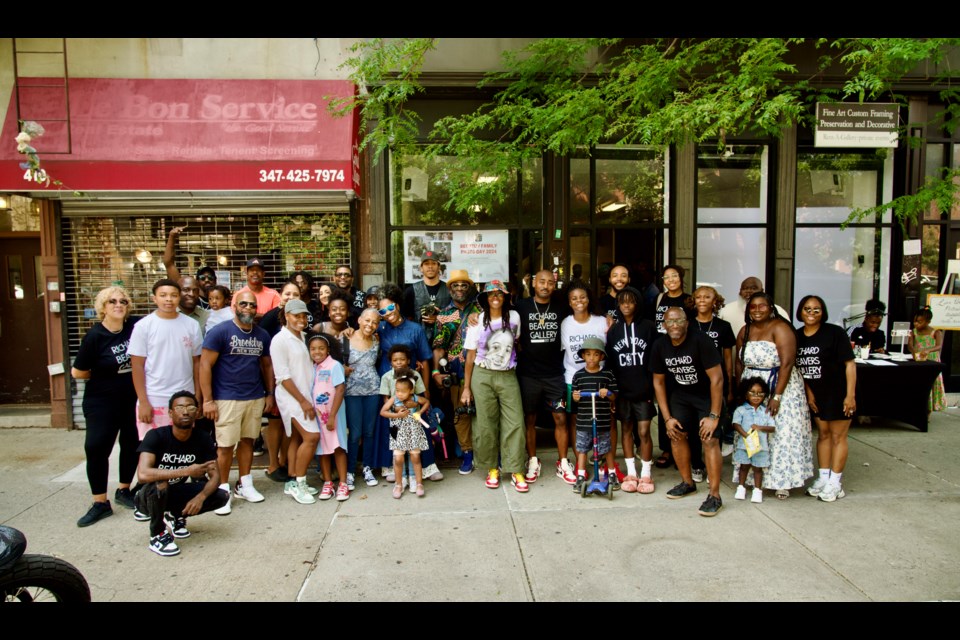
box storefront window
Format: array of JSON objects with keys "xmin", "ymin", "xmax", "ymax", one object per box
[
  {"xmin": 391, "ymin": 152, "xmax": 529, "ymax": 226},
  {"xmin": 697, "ymin": 145, "xmax": 767, "ymax": 223},
  {"xmin": 920, "ymin": 224, "xmax": 940, "ymax": 306},
  {"xmin": 794, "ymin": 150, "xmax": 894, "ymax": 329},
  {"xmin": 695, "ymin": 228, "xmax": 767, "ymax": 301},
  {"xmin": 924, "ymin": 143, "xmax": 945, "ymax": 221},
  {"xmin": 0, "ymin": 195, "xmax": 41, "ymax": 232},
  {"xmin": 594, "ymin": 148, "xmax": 666, "ymax": 224},
  {"xmin": 695, "ymin": 145, "xmax": 768, "ymax": 298},
  {"xmin": 570, "ymin": 157, "xmax": 590, "ymax": 225}
]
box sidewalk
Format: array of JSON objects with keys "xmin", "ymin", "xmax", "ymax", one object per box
[{"xmin": 1, "ymin": 410, "xmax": 959, "ymax": 602}]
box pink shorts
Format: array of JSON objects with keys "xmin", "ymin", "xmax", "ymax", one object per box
[{"xmin": 136, "ymin": 401, "xmax": 172, "ymax": 440}]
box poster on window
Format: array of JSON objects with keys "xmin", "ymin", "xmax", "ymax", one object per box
[{"xmin": 403, "ymin": 230, "xmax": 509, "ymax": 284}]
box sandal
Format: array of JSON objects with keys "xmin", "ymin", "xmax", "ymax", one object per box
[
  {"xmin": 392, "ymin": 484, "xmax": 403, "ymax": 499},
  {"xmin": 416, "ymin": 483, "xmax": 425, "ymax": 497},
  {"xmin": 638, "ymin": 476, "xmax": 656, "ymax": 494},
  {"xmin": 654, "ymin": 452, "xmax": 672, "ymax": 469},
  {"xmin": 621, "ymin": 475, "xmax": 639, "ymax": 493},
  {"xmin": 775, "ymin": 489, "xmax": 789, "ymax": 500}
]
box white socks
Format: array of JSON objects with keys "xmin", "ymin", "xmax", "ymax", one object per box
[
  {"xmin": 640, "ymin": 459, "xmax": 653, "ymax": 478},
  {"xmin": 625, "ymin": 457, "xmax": 638, "ymax": 477}
]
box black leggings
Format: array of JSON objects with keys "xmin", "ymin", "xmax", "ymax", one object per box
[{"xmin": 83, "ymin": 402, "xmax": 139, "ymax": 495}]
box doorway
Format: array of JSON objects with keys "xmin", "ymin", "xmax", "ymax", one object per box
[{"xmin": 0, "ymin": 237, "xmax": 49, "ymax": 403}]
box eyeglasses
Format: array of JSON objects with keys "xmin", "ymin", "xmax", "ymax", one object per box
[
  {"xmin": 108, "ymin": 299, "xmax": 130, "ymax": 306},
  {"xmin": 334, "ymin": 272, "xmax": 352, "ymax": 278},
  {"xmin": 747, "ymin": 390, "xmax": 767, "ymax": 397},
  {"xmin": 802, "ymin": 307, "xmax": 823, "ymax": 314},
  {"xmin": 662, "ymin": 275, "xmax": 680, "ymax": 281},
  {"xmin": 663, "ymin": 319, "xmax": 686, "ymax": 326},
  {"xmin": 197, "ymin": 274, "xmax": 215, "ymax": 282},
  {"xmin": 237, "ymin": 301, "xmax": 258, "ymax": 309},
  {"xmin": 378, "ymin": 303, "xmax": 397, "ymax": 317},
  {"xmin": 172, "ymin": 405, "xmax": 198, "ymax": 416}
]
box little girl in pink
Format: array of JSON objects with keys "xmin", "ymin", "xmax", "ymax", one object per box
[{"xmin": 308, "ymin": 334, "xmax": 350, "ymax": 502}]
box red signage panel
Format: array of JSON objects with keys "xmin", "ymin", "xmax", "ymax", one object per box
[{"xmin": 0, "ymin": 78, "xmax": 360, "ymax": 193}]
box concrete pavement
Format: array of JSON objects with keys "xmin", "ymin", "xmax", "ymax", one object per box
[{"xmin": 2, "ymin": 410, "xmax": 959, "ymax": 602}]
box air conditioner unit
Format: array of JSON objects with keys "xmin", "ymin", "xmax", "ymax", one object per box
[{"xmin": 401, "ymin": 167, "xmax": 428, "ymax": 202}]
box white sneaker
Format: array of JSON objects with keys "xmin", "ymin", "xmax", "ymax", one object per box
[
  {"xmin": 691, "ymin": 468, "xmax": 706, "ymax": 483},
  {"xmin": 818, "ymin": 483, "xmax": 845, "ymax": 503},
  {"xmin": 290, "ymin": 481, "xmax": 317, "ymax": 504},
  {"xmin": 283, "ymin": 480, "xmax": 296, "ymax": 495},
  {"xmin": 806, "ymin": 477, "xmax": 828, "ymax": 497},
  {"xmin": 408, "ymin": 477, "xmax": 417, "ymax": 494},
  {"xmin": 734, "ymin": 485, "xmax": 747, "ymax": 500},
  {"xmin": 525, "ymin": 456, "xmax": 541, "ymax": 483},
  {"xmin": 556, "ymin": 458, "xmax": 577, "ymax": 485},
  {"xmin": 721, "ymin": 442, "xmax": 734, "ymax": 457},
  {"xmin": 346, "ymin": 473, "xmax": 355, "ymax": 491},
  {"xmin": 383, "ymin": 467, "xmax": 395, "ymax": 483},
  {"xmin": 214, "ymin": 486, "xmax": 232, "ymax": 515},
  {"xmin": 234, "ymin": 482, "xmax": 265, "ymax": 503},
  {"xmin": 363, "ymin": 466, "xmax": 378, "ymax": 487},
  {"xmin": 401, "ymin": 476, "xmax": 408, "ymax": 490},
  {"xmin": 751, "ymin": 488, "xmax": 763, "ymax": 503}
]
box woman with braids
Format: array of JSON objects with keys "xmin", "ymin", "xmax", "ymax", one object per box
[
  {"xmin": 461, "ymin": 280, "xmax": 529, "ymax": 493},
  {"xmin": 735, "ymin": 292, "xmax": 812, "ymax": 500}
]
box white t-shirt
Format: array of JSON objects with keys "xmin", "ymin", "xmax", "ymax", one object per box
[
  {"xmin": 559, "ymin": 314, "xmax": 608, "ymax": 384},
  {"xmin": 128, "ymin": 312, "xmax": 203, "ymax": 406},
  {"xmin": 463, "ymin": 311, "xmax": 521, "ymax": 371},
  {"xmin": 718, "ymin": 297, "xmax": 792, "ymax": 339}
]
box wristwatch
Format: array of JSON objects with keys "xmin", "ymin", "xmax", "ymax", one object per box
[
  {"xmin": 772, "ymin": 394, "xmax": 782, "ymax": 402},
  {"xmin": 708, "ymin": 412, "xmax": 720, "ymax": 420}
]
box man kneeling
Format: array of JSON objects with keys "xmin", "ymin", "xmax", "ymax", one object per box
[{"xmin": 135, "ymin": 391, "xmax": 229, "ymax": 556}]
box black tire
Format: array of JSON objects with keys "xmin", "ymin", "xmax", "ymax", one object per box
[
  {"xmin": 580, "ymin": 482, "xmax": 587, "ymax": 498},
  {"xmin": 0, "ymin": 554, "xmax": 91, "ymax": 603},
  {"xmin": 606, "ymin": 483, "xmax": 613, "ymax": 501}
]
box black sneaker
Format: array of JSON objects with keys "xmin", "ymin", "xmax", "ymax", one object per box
[
  {"xmin": 114, "ymin": 487, "xmax": 136, "ymax": 510},
  {"xmin": 148, "ymin": 531, "xmax": 180, "ymax": 557},
  {"xmin": 265, "ymin": 466, "xmax": 292, "ymax": 482},
  {"xmin": 666, "ymin": 481, "xmax": 698, "ymax": 499},
  {"xmin": 572, "ymin": 475, "xmax": 586, "ymax": 493},
  {"xmin": 608, "ymin": 471, "xmax": 621, "ymax": 491},
  {"xmin": 253, "ymin": 434, "xmax": 265, "ymax": 456},
  {"xmin": 77, "ymin": 501, "xmax": 113, "ymax": 528},
  {"xmin": 698, "ymin": 494, "xmax": 723, "ymax": 517},
  {"xmin": 163, "ymin": 512, "xmax": 190, "ymax": 538}
]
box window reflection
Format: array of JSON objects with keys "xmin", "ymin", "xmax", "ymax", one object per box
[{"xmin": 697, "ymin": 145, "xmax": 767, "ymax": 223}]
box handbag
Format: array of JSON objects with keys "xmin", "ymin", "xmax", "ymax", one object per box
[{"xmin": 744, "ymin": 428, "xmax": 762, "ymax": 458}]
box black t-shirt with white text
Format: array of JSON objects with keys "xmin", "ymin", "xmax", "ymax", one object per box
[
  {"xmin": 795, "ymin": 323, "xmax": 855, "ymax": 400},
  {"xmin": 650, "ymin": 331, "xmax": 722, "ymax": 402},
  {"xmin": 655, "ymin": 292, "xmax": 694, "ymax": 334},
  {"xmin": 73, "ymin": 315, "xmax": 142, "ymax": 405},
  {"xmin": 605, "ymin": 318, "xmax": 656, "ymax": 400},
  {"xmin": 137, "ymin": 426, "xmax": 216, "ymax": 486},
  {"xmin": 516, "ymin": 296, "xmax": 570, "ymax": 378}
]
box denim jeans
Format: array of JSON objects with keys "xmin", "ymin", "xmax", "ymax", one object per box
[{"xmin": 345, "ymin": 394, "xmax": 380, "ymax": 472}]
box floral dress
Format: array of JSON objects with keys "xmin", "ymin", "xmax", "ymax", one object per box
[
  {"xmin": 388, "ymin": 396, "xmax": 429, "ymax": 452},
  {"xmin": 914, "ymin": 330, "xmax": 946, "ymax": 412},
  {"xmin": 738, "ymin": 340, "xmax": 813, "ymax": 490}
]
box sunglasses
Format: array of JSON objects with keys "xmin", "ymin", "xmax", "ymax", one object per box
[
  {"xmin": 172, "ymin": 405, "xmax": 198, "ymax": 416},
  {"xmin": 747, "ymin": 390, "xmax": 767, "ymax": 397},
  {"xmin": 334, "ymin": 272, "xmax": 352, "ymax": 278},
  {"xmin": 197, "ymin": 274, "xmax": 215, "ymax": 282},
  {"xmin": 802, "ymin": 307, "xmax": 823, "ymax": 314},
  {"xmin": 237, "ymin": 301, "xmax": 258, "ymax": 309},
  {"xmin": 378, "ymin": 303, "xmax": 397, "ymax": 317},
  {"xmin": 108, "ymin": 299, "xmax": 130, "ymax": 306}
]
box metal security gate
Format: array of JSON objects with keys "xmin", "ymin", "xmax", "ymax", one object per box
[{"xmin": 62, "ymin": 202, "xmax": 353, "ymax": 426}]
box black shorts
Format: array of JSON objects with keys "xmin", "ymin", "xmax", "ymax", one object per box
[
  {"xmin": 616, "ymin": 397, "xmax": 657, "ymax": 422},
  {"xmin": 669, "ymin": 395, "xmax": 721, "ymax": 440},
  {"xmin": 519, "ymin": 374, "xmax": 567, "ymax": 415}
]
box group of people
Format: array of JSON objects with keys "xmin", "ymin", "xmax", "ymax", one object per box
[{"xmin": 71, "ymin": 243, "xmax": 943, "ymax": 555}]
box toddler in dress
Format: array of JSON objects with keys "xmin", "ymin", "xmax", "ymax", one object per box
[
  {"xmin": 380, "ymin": 369, "xmax": 430, "ymax": 499},
  {"xmin": 732, "ymin": 377, "xmax": 776, "ymax": 504}
]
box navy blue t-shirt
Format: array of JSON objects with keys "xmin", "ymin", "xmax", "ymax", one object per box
[{"xmin": 202, "ymin": 320, "xmax": 272, "ymax": 401}]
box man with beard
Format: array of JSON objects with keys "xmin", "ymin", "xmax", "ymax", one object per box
[
  {"xmin": 162, "ymin": 226, "xmax": 217, "ymax": 310},
  {"xmin": 402, "ymin": 250, "xmax": 450, "ymax": 345},
  {"xmin": 199, "ymin": 290, "xmax": 274, "ymax": 515},
  {"xmin": 177, "ymin": 275, "xmax": 209, "ymax": 337},
  {"xmin": 135, "ymin": 390, "xmax": 229, "ymax": 556},
  {"xmin": 515, "ymin": 270, "xmax": 573, "ymax": 484},
  {"xmin": 233, "ymin": 257, "xmax": 281, "ymax": 323},
  {"xmin": 431, "ymin": 269, "xmax": 481, "ymax": 474},
  {"xmin": 332, "ymin": 265, "xmax": 366, "ymax": 314}
]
